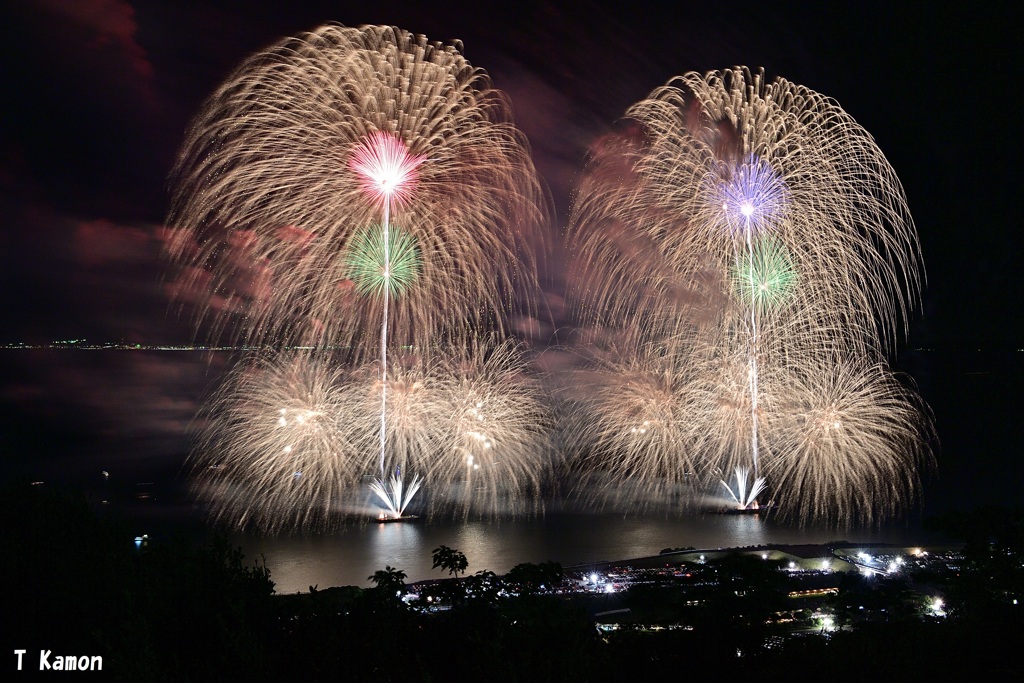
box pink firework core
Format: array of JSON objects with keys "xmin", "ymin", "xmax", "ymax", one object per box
[{"xmin": 349, "ymin": 132, "xmax": 425, "ymax": 209}]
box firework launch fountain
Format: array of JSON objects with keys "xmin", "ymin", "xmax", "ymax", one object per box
[{"xmin": 720, "ymin": 467, "xmax": 768, "ymax": 512}]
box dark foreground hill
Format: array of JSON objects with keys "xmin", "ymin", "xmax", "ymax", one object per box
[{"xmin": 5, "ymin": 484, "xmax": 1023, "ymax": 681}]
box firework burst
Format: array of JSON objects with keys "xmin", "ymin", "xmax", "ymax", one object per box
[
  {"xmin": 376, "ymin": 338, "xmax": 552, "ymax": 518},
  {"xmin": 569, "ymin": 68, "xmax": 923, "ymax": 351},
  {"xmin": 343, "ymin": 223, "xmax": 422, "ymax": 299},
  {"xmin": 188, "ymin": 338, "xmax": 549, "ymax": 530},
  {"xmin": 560, "ymin": 339, "xmax": 711, "ymax": 508},
  {"xmin": 565, "ymin": 67, "xmax": 932, "ymax": 523},
  {"xmin": 189, "ymin": 353, "xmax": 364, "ymax": 532},
  {"xmin": 731, "ymin": 235, "xmax": 798, "ymax": 315},
  {"xmin": 762, "ymin": 359, "xmax": 934, "ymax": 525},
  {"xmin": 712, "ymin": 155, "xmax": 790, "ymax": 238},
  {"xmin": 349, "ymin": 130, "xmax": 425, "ymax": 210},
  {"xmin": 169, "ymin": 24, "xmax": 552, "ymax": 529},
  {"xmin": 166, "ymin": 24, "xmax": 548, "ymax": 353}
]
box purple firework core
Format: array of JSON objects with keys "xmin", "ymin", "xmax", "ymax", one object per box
[{"xmin": 715, "ymin": 155, "xmax": 789, "ymax": 236}]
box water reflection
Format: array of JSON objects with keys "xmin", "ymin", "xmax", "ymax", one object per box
[
  {"xmin": 238, "ymin": 512, "xmax": 925, "ymax": 594},
  {"xmin": 368, "ymin": 521, "xmax": 426, "ymax": 574}
]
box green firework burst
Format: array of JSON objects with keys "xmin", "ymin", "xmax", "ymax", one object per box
[
  {"xmin": 731, "ymin": 236, "xmax": 798, "ymax": 314},
  {"xmin": 343, "ymin": 224, "xmax": 421, "ymax": 299}
]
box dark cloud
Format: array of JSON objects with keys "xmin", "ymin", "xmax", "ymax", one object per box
[
  {"xmin": 0, "ymin": 198, "xmax": 175, "ymax": 344},
  {"xmin": 2, "ymin": 0, "xmax": 168, "ymax": 218},
  {"xmin": 75, "ymin": 218, "xmax": 152, "ymax": 267},
  {"xmin": 29, "ymin": 0, "xmax": 157, "ymax": 106},
  {"xmin": 0, "ymin": 347, "xmax": 228, "ymax": 482}
]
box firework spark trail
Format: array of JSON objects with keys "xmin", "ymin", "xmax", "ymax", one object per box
[
  {"xmin": 742, "ymin": 216, "xmax": 761, "ymax": 475},
  {"xmin": 565, "ymin": 67, "xmax": 932, "ymax": 523},
  {"xmin": 166, "ymin": 24, "xmax": 549, "ymax": 354},
  {"xmin": 379, "ymin": 181, "xmax": 392, "ymax": 478},
  {"xmin": 349, "ymin": 131, "xmax": 425, "ymax": 478},
  {"xmin": 715, "ymin": 154, "xmax": 791, "ymax": 479}
]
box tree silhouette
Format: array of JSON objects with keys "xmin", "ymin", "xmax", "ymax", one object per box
[
  {"xmin": 462, "ymin": 570, "xmax": 501, "ymax": 606},
  {"xmin": 506, "ymin": 561, "xmax": 564, "ymax": 594},
  {"xmin": 368, "ymin": 565, "xmax": 407, "ymax": 596},
  {"xmin": 432, "ymin": 545, "xmax": 469, "ymax": 579}
]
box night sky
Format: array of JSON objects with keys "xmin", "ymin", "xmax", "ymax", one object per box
[{"xmin": 1, "ymin": 0, "xmax": 1020, "ymax": 516}]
